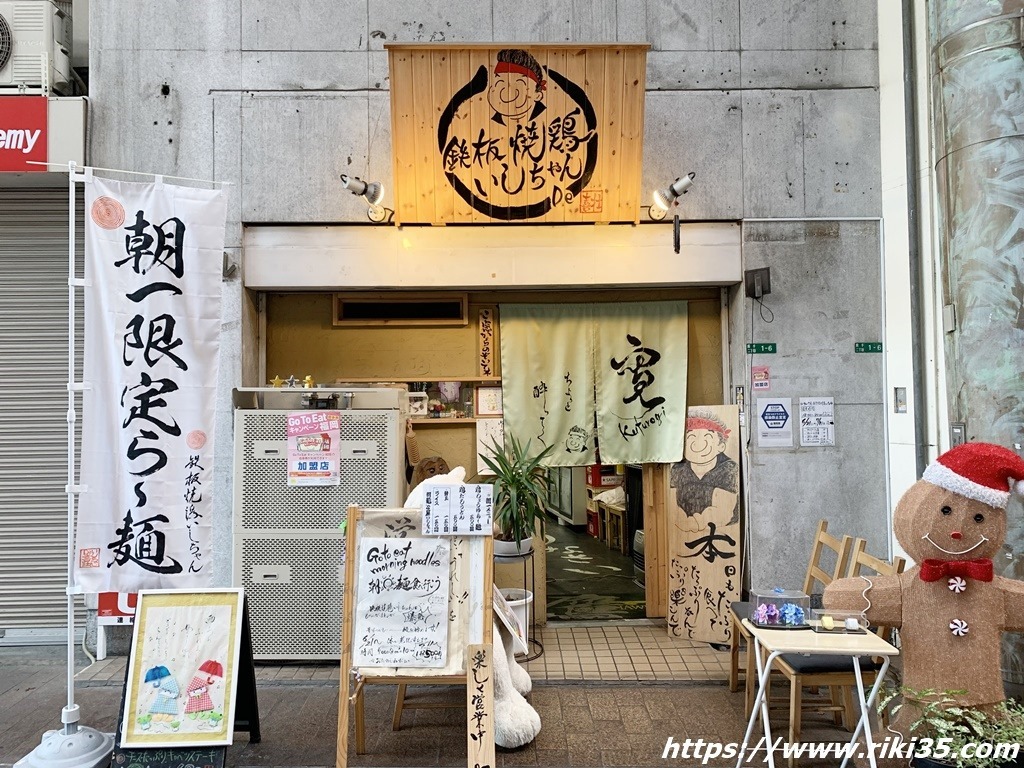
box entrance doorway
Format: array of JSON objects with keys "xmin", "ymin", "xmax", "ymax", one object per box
[{"xmin": 544, "ymin": 465, "xmax": 645, "ymax": 622}]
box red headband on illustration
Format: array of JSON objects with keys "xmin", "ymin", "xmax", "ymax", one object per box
[
  {"xmin": 686, "ymin": 416, "xmax": 731, "ymax": 439},
  {"xmin": 494, "ymin": 61, "xmax": 546, "ymax": 91}
]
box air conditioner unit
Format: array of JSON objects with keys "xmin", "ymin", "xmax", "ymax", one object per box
[
  {"xmin": 232, "ymin": 388, "xmax": 405, "ymax": 660},
  {"xmin": 0, "ymin": 1, "xmax": 73, "ymax": 95}
]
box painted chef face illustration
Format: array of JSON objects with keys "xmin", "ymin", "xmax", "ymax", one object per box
[
  {"xmin": 684, "ymin": 424, "xmax": 727, "ymax": 465},
  {"xmin": 488, "ymin": 49, "xmax": 546, "ymax": 122}
]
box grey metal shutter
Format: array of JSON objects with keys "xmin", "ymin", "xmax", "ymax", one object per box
[{"xmin": 0, "ymin": 187, "xmax": 87, "ymax": 629}]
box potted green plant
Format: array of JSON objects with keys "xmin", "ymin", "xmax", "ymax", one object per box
[
  {"xmin": 879, "ymin": 686, "xmax": 1024, "ymax": 768},
  {"xmin": 479, "ymin": 432, "xmax": 554, "ymax": 556}
]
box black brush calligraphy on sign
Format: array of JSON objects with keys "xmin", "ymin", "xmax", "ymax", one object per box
[
  {"xmin": 437, "ymin": 49, "xmax": 598, "ymax": 220},
  {"xmin": 109, "ymin": 208, "xmax": 192, "ymax": 575}
]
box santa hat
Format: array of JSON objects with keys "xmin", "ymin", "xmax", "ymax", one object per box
[{"xmin": 922, "ymin": 442, "xmax": 1024, "ymax": 509}]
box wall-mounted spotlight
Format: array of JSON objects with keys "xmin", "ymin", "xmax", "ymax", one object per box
[
  {"xmin": 340, "ymin": 174, "xmax": 384, "ymax": 205},
  {"xmin": 340, "ymin": 173, "xmax": 388, "ymax": 222},
  {"xmin": 652, "ymin": 171, "xmax": 696, "ymax": 212}
]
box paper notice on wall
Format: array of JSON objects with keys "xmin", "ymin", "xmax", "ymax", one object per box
[
  {"xmin": 286, "ymin": 410, "xmax": 341, "ymax": 485},
  {"xmin": 423, "ymin": 484, "xmax": 493, "ymax": 535},
  {"xmin": 352, "ymin": 537, "xmax": 451, "ymax": 668},
  {"xmin": 757, "ymin": 397, "xmax": 793, "ymax": 447},
  {"xmin": 800, "ymin": 397, "xmax": 835, "ymax": 447},
  {"xmin": 752, "ymin": 365, "xmax": 770, "ymax": 390},
  {"xmin": 476, "ymin": 418, "xmax": 504, "ymax": 475}
]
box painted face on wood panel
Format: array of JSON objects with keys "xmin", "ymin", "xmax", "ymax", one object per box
[{"xmin": 893, "ymin": 479, "xmax": 1006, "ymax": 563}]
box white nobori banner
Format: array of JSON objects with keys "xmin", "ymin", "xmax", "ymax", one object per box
[{"xmin": 74, "ymin": 176, "xmax": 226, "ymax": 592}]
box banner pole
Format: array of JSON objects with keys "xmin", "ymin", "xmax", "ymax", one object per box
[
  {"xmin": 15, "ymin": 161, "xmax": 115, "ymax": 768},
  {"xmin": 64, "ymin": 159, "xmax": 77, "ymax": 731}
]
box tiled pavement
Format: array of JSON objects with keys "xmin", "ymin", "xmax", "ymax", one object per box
[
  {"xmin": 522, "ymin": 623, "xmax": 730, "ymax": 682},
  {"xmin": 1, "ymin": 623, "xmax": 868, "ymax": 768}
]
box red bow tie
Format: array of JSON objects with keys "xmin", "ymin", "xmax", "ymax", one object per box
[{"xmin": 919, "ymin": 558, "xmax": 993, "ymax": 583}]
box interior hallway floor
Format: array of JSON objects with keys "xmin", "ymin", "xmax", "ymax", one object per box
[{"xmin": 544, "ymin": 519, "xmax": 645, "ymax": 622}]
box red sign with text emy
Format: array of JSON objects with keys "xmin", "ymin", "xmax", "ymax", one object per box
[{"xmin": 0, "ymin": 96, "xmax": 48, "ymax": 172}]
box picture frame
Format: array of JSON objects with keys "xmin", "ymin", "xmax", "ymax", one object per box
[
  {"xmin": 492, "ymin": 585, "xmax": 528, "ymax": 655},
  {"xmin": 474, "ymin": 386, "xmax": 503, "ymax": 417},
  {"xmin": 121, "ymin": 588, "xmax": 245, "ymax": 748}
]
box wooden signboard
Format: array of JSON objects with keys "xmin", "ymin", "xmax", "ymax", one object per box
[
  {"xmin": 386, "ymin": 43, "xmax": 649, "ymax": 225},
  {"xmin": 666, "ymin": 406, "xmax": 742, "ymax": 645},
  {"xmin": 337, "ymin": 506, "xmax": 494, "ymax": 768}
]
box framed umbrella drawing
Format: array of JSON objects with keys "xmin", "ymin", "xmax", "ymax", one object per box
[{"xmin": 121, "ymin": 588, "xmax": 245, "ymax": 748}]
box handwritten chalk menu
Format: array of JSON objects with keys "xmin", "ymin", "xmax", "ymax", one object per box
[
  {"xmin": 423, "ymin": 484, "xmax": 493, "ymax": 536},
  {"xmin": 286, "ymin": 410, "xmax": 341, "ymax": 486},
  {"xmin": 352, "ymin": 537, "xmax": 451, "ymax": 667}
]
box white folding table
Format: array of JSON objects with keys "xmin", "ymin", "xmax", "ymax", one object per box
[{"xmin": 736, "ymin": 618, "xmax": 898, "ymax": 768}]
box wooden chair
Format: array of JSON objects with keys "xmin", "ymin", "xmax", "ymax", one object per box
[
  {"xmin": 729, "ymin": 520, "xmax": 854, "ymax": 714},
  {"xmin": 771, "ymin": 540, "xmax": 906, "ymax": 762}
]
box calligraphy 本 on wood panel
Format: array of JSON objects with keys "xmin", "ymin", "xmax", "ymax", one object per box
[
  {"xmin": 352, "ymin": 537, "xmax": 451, "ymax": 668},
  {"xmin": 666, "ymin": 406, "xmax": 742, "ymax": 645}
]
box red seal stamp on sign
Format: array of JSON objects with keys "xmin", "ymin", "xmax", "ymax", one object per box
[
  {"xmin": 186, "ymin": 430, "xmax": 207, "ymax": 450},
  {"xmin": 91, "ymin": 196, "xmax": 126, "ymax": 230},
  {"xmin": 579, "ymin": 189, "xmax": 603, "ymax": 213},
  {"xmin": 78, "ymin": 548, "xmax": 100, "ymax": 569}
]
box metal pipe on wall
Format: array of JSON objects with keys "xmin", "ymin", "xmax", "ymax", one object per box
[
  {"xmin": 902, "ymin": 0, "xmax": 927, "ymax": 478},
  {"xmin": 927, "ymin": 1, "xmax": 1024, "ymax": 695}
]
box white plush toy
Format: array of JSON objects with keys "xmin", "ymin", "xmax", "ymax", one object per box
[
  {"xmin": 404, "ymin": 466, "xmax": 541, "ymax": 749},
  {"xmin": 403, "ymin": 465, "xmax": 467, "ymax": 509},
  {"xmin": 491, "ymin": 618, "xmax": 541, "ymax": 748}
]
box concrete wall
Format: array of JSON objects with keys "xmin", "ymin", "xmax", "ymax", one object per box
[{"xmin": 88, "ymin": 0, "xmax": 885, "ymax": 592}]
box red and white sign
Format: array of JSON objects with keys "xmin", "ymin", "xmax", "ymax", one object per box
[
  {"xmin": 97, "ymin": 592, "xmax": 138, "ymax": 625},
  {"xmin": 0, "ymin": 96, "xmax": 47, "ymax": 172},
  {"xmin": 287, "ymin": 410, "xmax": 341, "ymax": 486}
]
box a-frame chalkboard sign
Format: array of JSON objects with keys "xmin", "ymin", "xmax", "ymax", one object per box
[{"xmin": 110, "ymin": 598, "xmax": 260, "ymax": 768}]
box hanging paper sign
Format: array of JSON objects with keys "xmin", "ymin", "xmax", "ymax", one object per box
[
  {"xmin": 352, "ymin": 537, "xmax": 451, "ymax": 667},
  {"xmin": 422, "ymin": 484, "xmax": 493, "ymax": 536},
  {"xmin": 286, "ymin": 410, "xmax": 341, "ymax": 486},
  {"xmin": 752, "ymin": 365, "xmax": 770, "ymax": 390},
  {"xmin": 478, "ymin": 308, "xmax": 495, "ymax": 377},
  {"xmin": 799, "ymin": 397, "xmax": 835, "ymax": 447},
  {"xmin": 757, "ymin": 397, "xmax": 793, "ymax": 448}
]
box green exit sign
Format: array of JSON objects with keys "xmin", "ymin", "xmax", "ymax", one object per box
[
  {"xmin": 855, "ymin": 342, "xmax": 883, "ymax": 353},
  {"xmin": 746, "ymin": 343, "xmax": 777, "ymax": 354}
]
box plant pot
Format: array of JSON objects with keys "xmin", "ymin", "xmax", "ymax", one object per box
[{"xmin": 494, "ymin": 537, "xmax": 533, "ymax": 558}]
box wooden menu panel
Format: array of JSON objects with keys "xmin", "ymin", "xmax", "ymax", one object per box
[
  {"xmin": 386, "ymin": 43, "xmax": 649, "ymax": 225},
  {"xmin": 666, "ymin": 406, "xmax": 742, "ymax": 645}
]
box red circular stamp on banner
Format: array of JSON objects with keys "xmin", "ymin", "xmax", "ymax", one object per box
[
  {"xmin": 186, "ymin": 430, "xmax": 207, "ymax": 450},
  {"xmin": 91, "ymin": 196, "xmax": 126, "ymax": 230}
]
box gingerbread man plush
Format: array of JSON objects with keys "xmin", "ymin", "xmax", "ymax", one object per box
[{"xmin": 824, "ymin": 442, "xmax": 1024, "ymax": 733}]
